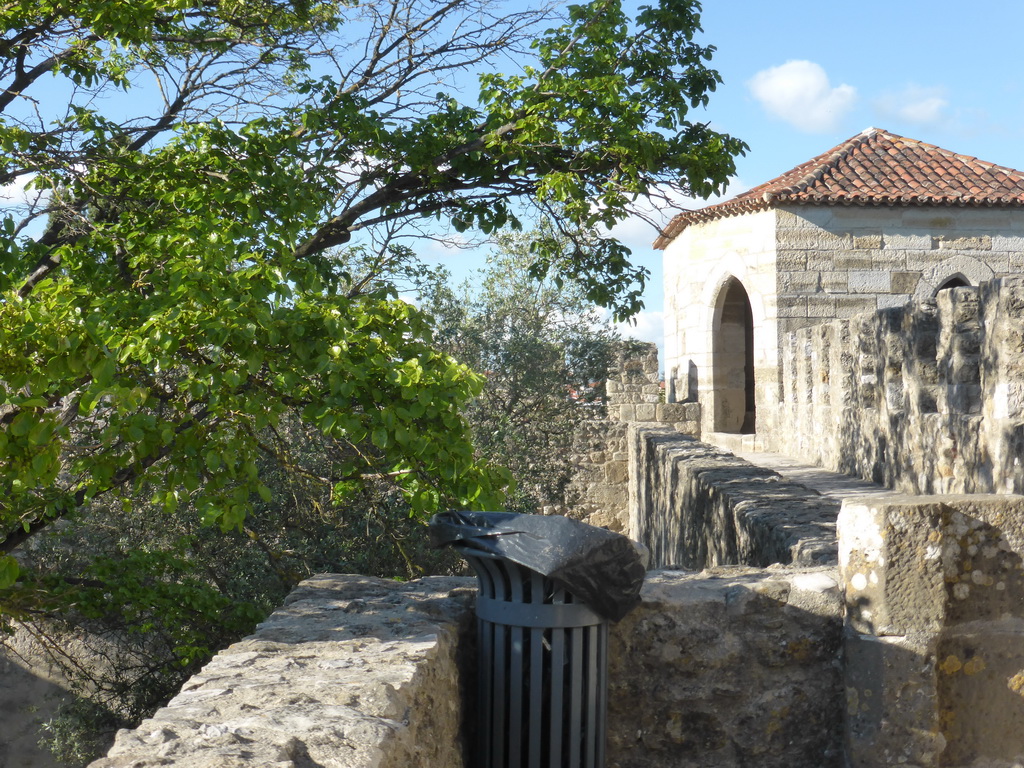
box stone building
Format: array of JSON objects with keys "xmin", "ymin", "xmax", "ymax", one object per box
[{"xmin": 657, "ymin": 127, "xmax": 1024, "ymax": 445}]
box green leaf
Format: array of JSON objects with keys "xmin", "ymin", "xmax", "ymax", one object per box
[{"xmin": 0, "ymin": 556, "xmax": 18, "ymax": 589}]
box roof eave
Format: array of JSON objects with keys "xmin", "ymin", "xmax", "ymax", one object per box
[{"xmin": 653, "ymin": 196, "xmax": 1024, "ymax": 250}]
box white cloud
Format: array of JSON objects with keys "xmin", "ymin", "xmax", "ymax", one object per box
[
  {"xmin": 875, "ymin": 85, "xmax": 949, "ymax": 126},
  {"xmin": 0, "ymin": 173, "xmax": 47, "ymax": 208},
  {"xmin": 748, "ymin": 60, "xmax": 857, "ymax": 133},
  {"xmin": 617, "ymin": 309, "xmax": 663, "ymax": 346}
]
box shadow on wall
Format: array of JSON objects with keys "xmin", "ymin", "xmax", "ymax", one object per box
[
  {"xmin": 607, "ymin": 567, "xmax": 844, "ymax": 768},
  {"xmin": 0, "ymin": 639, "xmax": 74, "ymax": 768},
  {"xmin": 840, "ymin": 495, "xmax": 1024, "ymax": 767},
  {"xmin": 778, "ymin": 278, "xmax": 1024, "ymax": 496}
]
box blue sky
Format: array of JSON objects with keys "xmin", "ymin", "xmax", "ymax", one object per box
[
  {"xmin": 426, "ymin": 0, "xmax": 1024, "ymax": 358},
  {"xmin": 9, "ymin": 1, "xmax": 1024, "ymax": 362}
]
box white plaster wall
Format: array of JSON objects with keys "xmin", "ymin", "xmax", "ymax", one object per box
[{"xmin": 662, "ymin": 209, "xmax": 778, "ymax": 436}]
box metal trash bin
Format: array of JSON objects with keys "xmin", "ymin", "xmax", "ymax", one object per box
[{"xmin": 430, "ymin": 512, "xmax": 647, "ymax": 768}]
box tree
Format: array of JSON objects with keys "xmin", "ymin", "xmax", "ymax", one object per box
[
  {"xmin": 423, "ymin": 227, "xmax": 619, "ymax": 513},
  {"xmin": 0, "ymin": 0, "xmax": 745, "ymax": 603}
]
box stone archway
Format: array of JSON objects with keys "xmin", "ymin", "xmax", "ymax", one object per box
[
  {"xmin": 914, "ymin": 256, "xmax": 994, "ymax": 301},
  {"xmin": 712, "ymin": 277, "xmax": 755, "ymax": 434},
  {"xmin": 935, "ymin": 274, "xmax": 970, "ymax": 294}
]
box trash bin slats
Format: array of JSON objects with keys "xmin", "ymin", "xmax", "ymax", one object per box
[
  {"xmin": 475, "ymin": 596, "xmax": 602, "ymax": 629},
  {"xmin": 431, "ymin": 513, "xmax": 636, "ymax": 768}
]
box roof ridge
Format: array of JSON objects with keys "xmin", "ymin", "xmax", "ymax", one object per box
[{"xmin": 774, "ymin": 129, "xmax": 883, "ymax": 198}]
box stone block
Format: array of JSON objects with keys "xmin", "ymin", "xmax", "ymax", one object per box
[
  {"xmin": 656, "ymin": 402, "xmax": 699, "ymax": 422},
  {"xmin": 876, "ymin": 293, "xmax": 909, "ymax": 310},
  {"xmin": 832, "ymin": 252, "xmax": 876, "ymax": 270},
  {"xmin": 935, "ymin": 235, "xmax": 993, "ymax": 251},
  {"xmin": 848, "ymin": 270, "xmax": 891, "ymax": 293},
  {"xmin": 883, "ymin": 233, "xmax": 933, "ymax": 250},
  {"xmin": 775, "ymin": 251, "xmax": 809, "ymax": 271},
  {"xmin": 777, "ymin": 297, "xmax": 809, "ymax": 318},
  {"xmin": 843, "ymin": 631, "xmax": 944, "ymax": 768},
  {"xmin": 992, "ymin": 235, "xmax": 1024, "ymax": 252},
  {"xmin": 852, "ymin": 234, "xmax": 883, "ymax": 249},
  {"xmin": 777, "ymin": 228, "xmax": 847, "ymax": 251},
  {"xmin": 838, "ymin": 497, "xmax": 953, "ymax": 636},
  {"xmin": 604, "ymin": 460, "xmax": 628, "ymax": 485},
  {"xmin": 872, "ymin": 251, "xmax": 908, "ymax": 271},
  {"xmin": 635, "ymin": 402, "xmax": 657, "ymax": 421},
  {"xmin": 835, "ymin": 296, "xmax": 878, "ymax": 317},
  {"xmin": 891, "ymin": 270, "xmax": 922, "ymax": 294},
  {"xmin": 839, "ymin": 496, "xmax": 1024, "ymax": 636},
  {"xmin": 780, "ymin": 270, "xmax": 823, "ymax": 292},
  {"xmin": 936, "ymin": 624, "xmax": 1024, "ymax": 766},
  {"xmin": 818, "ymin": 271, "xmax": 849, "ymax": 292},
  {"xmin": 906, "ymin": 249, "xmax": 945, "ymax": 269},
  {"xmin": 1006, "ymin": 252, "xmax": 1024, "ymax": 272}
]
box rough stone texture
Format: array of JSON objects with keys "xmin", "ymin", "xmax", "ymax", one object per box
[
  {"xmin": 88, "ymin": 575, "xmax": 476, "ymax": 768},
  {"xmin": 560, "ymin": 416, "xmax": 631, "ymax": 531},
  {"xmin": 607, "ymin": 565, "xmax": 843, "ymax": 768},
  {"xmin": 775, "ymin": 278, "xmax": 1024, "ymax": 498},
  {"xmin": 838, "ymin": 495, "xmax": 1024, "ymax": 768},
  {"xmin": 662, "ymin": 203, "xmax": 1024, "ymax": 442},
  {"xmin": 570, "ymin": 342, "xmax": 701, "ymax": 533},
  {"xmin": 85, "ymin": 564, "xmax": 846, "ymax": 768},
  {"xmin": 628, "ymin": 426, "xmax": 838, "ymax": 570}
]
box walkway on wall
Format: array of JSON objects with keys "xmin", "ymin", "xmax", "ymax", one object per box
[
  {"xmin": 705, "ymin": 431, "xmax": 893, "ymax": 503},
  {"xmin": 732, "ymin": 448, "xmax": 893, "ymax": 503}
]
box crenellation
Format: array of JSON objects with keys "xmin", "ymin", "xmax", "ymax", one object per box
[{"xmin": 839, "ymin": 496, "xmax": 1024, "ymax": 767}]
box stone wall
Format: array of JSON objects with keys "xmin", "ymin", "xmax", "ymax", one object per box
[
  {"xmin": 662, "ymin": 204, "xmax": 1024, "ymax": 440},
  {"xmin": 87, "ymin": 566, "xmax": 845, "ymax": 768},
  {"xmin": 839, "ymin": 494, "xmax": 1024, "ymax": 768},
  {"xmin": 628, "ymin": 425, "xmax": 838, "ymax": 569},
  {"xmin": 608, "ymin": 565, "xmax": 843, "ymax": 768},
  {"xmin": 80, "ymin": 489, "xmax": 1024, "ymax": 767},
  {"xmin": 571, "ymin": 342, "xmax": 700, "ymax": 533},
  {"xmin": 774, "ymin": 276, "xmax": 1024, "ymax": 496},
  {"xmin": 88, "ymin": 575, "xmax": 476, "ymax": 768}
]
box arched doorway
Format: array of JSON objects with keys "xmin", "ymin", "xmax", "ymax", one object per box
[
  {"xmin": 712, "ymin": 277, "xmax": 755, "ymax": 433},
  {"xmin": 934, "ymin": 274, "xmax": 970, "ymax": 294}
]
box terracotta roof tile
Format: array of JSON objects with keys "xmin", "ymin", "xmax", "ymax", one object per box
[{"xmin": 653, "ymin": 128, "xmax": 1024, "ymax": 249}]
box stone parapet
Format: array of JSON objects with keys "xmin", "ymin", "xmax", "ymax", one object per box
[
  {"xmin": 573, "ymin": 342, "xmax": 700, "ymax": 532},
  {"xmin": 88, "ymin": 575, "xmax": 476, "ymax": 768},
  {"xmin": 628, "ymin": 426, "xmax": 838, "ymax": 570},
  {"xmin": 609, "ymin": 565, "xmax": 844, "ymax": 768},
  {"xmin": 838, "ymin": 495, "xmax": 1024, "ymax": 768},
  {"xmin": 87, "ymin": 565, "xmax": 846, "ymax": 768},
  {"xmin": 774, "ymin": 277, "xmax": 1024, "ymax": 496}
]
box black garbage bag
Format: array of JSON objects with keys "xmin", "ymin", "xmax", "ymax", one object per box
[{"xmin": 429, "ymin": 511, "xmax": 647, "ymax": 622}]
